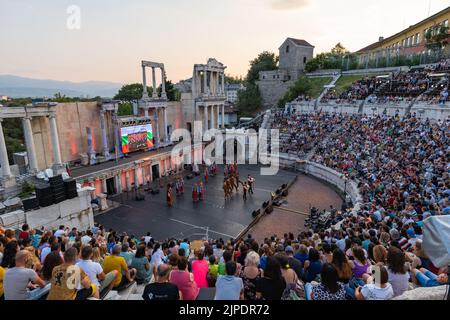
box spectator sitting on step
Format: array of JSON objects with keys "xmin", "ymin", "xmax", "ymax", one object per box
[
  {"xmin": 142, "ymin": 263, "xmax": 181, "ymax": 300},
  {"xmin": 103, "ymin": 244, "xmax": 136, "ymax": 290},
  {"xmin": 215, "ymin": 261, "xmax": 244, "ymax": 300}
]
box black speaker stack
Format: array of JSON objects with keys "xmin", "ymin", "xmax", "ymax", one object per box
[
  {"xmin": 35, "ymin": 183, "xmax": 54, "ymax": 207},
  {"xmin": 49, "ymin": 175, "xmax": 66, "ymax": 204},
  {"xmin": 64, "ymin": 178, "xmax": 78, "ymax": 199},
  {"xmin": 22, "ymin": 197, "xmax": 40, "ymax": 212}
]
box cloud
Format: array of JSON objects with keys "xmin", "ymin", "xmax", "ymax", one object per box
[{"xmin": 270, "ymin": 0, "xmax": 308, "ymax": 10}]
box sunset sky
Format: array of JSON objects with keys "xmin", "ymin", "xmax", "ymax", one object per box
[{"xmin": 1, "ymin": 0, "xmax": 449, "ymax": 84}]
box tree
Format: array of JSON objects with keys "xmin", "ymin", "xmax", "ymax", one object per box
[
  {"xmin": 236, "ymin": 83, "xmax": 262, "ymax": 117},
  {"xmin": 114, "ymin": 83, "xmax": 153, "ymax": 101},
  {"xmin": 277, "ymin": 76, "xmax": 312, "ymax": 107},
  {"xmin": 225, "ymin": 75, "xmax": 243, "ymax": 84},
  {"xmin": 157, "ymin": 80, "xmax": 180, "ymax": 101},
  {"xmin": 425, "ymin": 25, "xmax": 449, "ymax": 58},
  {"xmin": 331, "ymin": 42, "xmax": 349, "ymax": 55},
  {"xmin": 246, "ymin": 51, "xmax": 278, "ymax": 84},
  {"xmin": 117, "ymin": 102, "xmax": 133, "ymax": 116}
]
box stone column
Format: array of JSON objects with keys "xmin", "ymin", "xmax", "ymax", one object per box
[
  {"xmin": 116, "ymin": 173, "xmax": 122, "ymax": 194},
  {"xmin": 149, "ymin": 163, "xmax": 153, "ymax": 182},
  {"xmin": 142, "ymin": 65, "xmax": 149, "ymax": 99},
  {"xmin": 152, "ymin": 67, "xmax": 158, "ymax": 98},
  {"xmin": 100, "ymin": 110, "xmax": 111, "ymax": 160},
  {"xmin": 22, "ymin": 116, "xmax": 38, "ymax": 173},
  {"xmin": 49, "ymin": 114, "xmax": 62, "ymax": 169},
  {"xmin": 134, "ymin": 166, "xmax": 140, "ymax": 189},
  {"xmin": 161, "ymin": 68, "xmax": 167, "ymax": 99},
  {"xmin": 203, "ymin": 105, "xmax": 208, "ymax": 131},
  {"xmin": 125, "ymin": 170, "xmax": 131, "ymax": 191},
  {"xmin": 154, "ymin": 108, "xmax": 160, "ymax": 148},
  {"xmin": 211, "ymin": 105, "xmax": 215, "ymax": 129},
  {"xmin": 0, "ymin": 119, "xmax": 12, "ymax": 179},
  {"xmin": 144, "ymin": 108, "xmax": 149, "ymax": 118},
  {"xmin": 221, "ymin": 104, "xmax": 225, "ymax": 128},
  {"xmin": 163, "ymin": 107, "xmax": 168, "ymax": 143},
  {"xmin": 192, "ymin": 68, "xmax": 197, "ymax": 98},
  {"xmin": 102, "ymin": 177, "xmax": 107, "ymax": 194},
  {"xmin": 221, "ymin": 72, "xmax": 225, "ymax": 95},
  {"xmin": 204, "ymin": 69, "xmax": 209, "ymax": 95}
]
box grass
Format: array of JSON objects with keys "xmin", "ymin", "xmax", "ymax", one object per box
[
  {"xmin": 333, "ymin": 75, "xmax": 365, "ymax": 95},
  {"xmin": 307, "ymin": 77, "xmax": 333, "ymax": 98}
]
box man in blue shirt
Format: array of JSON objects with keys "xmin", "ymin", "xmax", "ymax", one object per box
[{"xmin": 214, "ymin": 261, "xmax": 243, "ymax": 300}]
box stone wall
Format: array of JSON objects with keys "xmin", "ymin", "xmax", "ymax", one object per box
[
  {"xmin": 257, "ymin": 79, "xmax": 295, "ymax": 108},
  {"xmin": 0, "ymin": 189, "xmax": 94, "ymax": 231}
]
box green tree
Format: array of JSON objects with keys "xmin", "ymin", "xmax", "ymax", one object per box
[
  {"xmin": 246, "ymin": 51, "xmax": 278, "ymax": 83},
  {"xmin": 277, "ymin": 76, "xmax": 312, "ymax": 107},
  {"xmin": 117, "ymin": 102, "xmax": 133, "ymax": 116},
  {"xmin": 157, "ymin": 80, "xmax": 180, "ymax": 101},
  {"xmin": 331, "ymin": 42, "xmax": 349, "ymax": 55},
  {"xmin": 114, "ymin": 83, "xmax": 153, "ymax": 101},
  {"xmin": 225, "ymin": 75, "xmax": 243, "ymax": 84},
  {"xmin": 425, "ymin": 25, "xmax": 449, "ymax": 58},
  {"xmin": 236, "ymin": 83, "xmax": 262, "ymax": 117}
]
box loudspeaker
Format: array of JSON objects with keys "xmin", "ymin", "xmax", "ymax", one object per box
[
  {"xmin": 252, "ymin": 209, "xmax": 260, "ymax": 218},
  {"xmin": 281, "ymin": 184, "xmax": 287, "ymax": 189},
  {"xmin": 265, "ymin": 205, "xmax": 274, "ymax": 214},
  {"xmin": 262, "ymin": 201, "xmax": 269, "ymax": 208},
  {"xmin": 151, "ymin": 188, "xmax": 160, "ymax": 195},
  {"xmin": 35, "ymin": 184, "xmax": 53, "ymax": 207},
  {"xmin": 23, "ymin": 197, "xmax": 39, "ymax": 212},
  {"xmin": 282, "ymin": 190, "xmax": 288, "ymax": 197},
  {"xmin": 186, "ymin": 174, "xmax": 194, "ymax": 180},
  {"xmin": 136, "ymin": 194, "xmax": 145, "ymax": 201}
]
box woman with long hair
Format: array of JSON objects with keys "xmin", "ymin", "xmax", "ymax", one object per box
[
  {"xmin": 306, "ymin": 263, "xmax": 346, "ymax": 300},
  {"xmin": 1, "ymin": 240, "xmax": 19, "ymax": 268},
  {"xmin": 255, "ymin": 256, "xmax": 286, "ymax": 300},
  {"xmin": 131, "ymin": 244, "xmax": 154, "ymax": 284},
  {"xmin": 386, "ymin": 246, "xmax": 410, "ymax": 297},
  {"xmin": 331, "ymin": 248, "xmax": 352, "ymax": 284},
  {"xmin": 41, "ymin": 251, "xmax": 63, "ymax": 281},
  {"xmin": 302, "ymin": 248, "xmax": 322, "ymax": 283},
  {"xmin": 191, "ymin": 249, "xmax": 209, "ymax": 288}
]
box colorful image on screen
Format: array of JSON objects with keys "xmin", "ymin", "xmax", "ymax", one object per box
[{"xmin": 120, "ymin": 124, "xmax": 153, "ymax": 154}]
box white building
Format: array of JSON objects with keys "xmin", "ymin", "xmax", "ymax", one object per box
[{"xmin": 225, "ymin": 83, "xmax": 244, "ymax": 103}]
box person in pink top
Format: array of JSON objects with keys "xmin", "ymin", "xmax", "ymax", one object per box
[
  {"xmin": 169, "ymin": 256, "xmax": 199, "ymax": 300},
  {"xmin": 191, "ymin": 249, "xmax": 209, "ymax": 288}
]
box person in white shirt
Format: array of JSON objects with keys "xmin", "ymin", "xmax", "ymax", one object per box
[
  {"xmin": 355, "ymin": 264, "xmax": 394, "ymax": 300},
  {"xmin": 54, "ymin": 226, "xmax": 66, "ymax": 238},
  {"xmin": 76, "ymin": 245, "xmax": 118, "ymax": 293},
  {"xmin": 143, "ymin": 232, "xmax": 152, "ymax": 245},
  {"xmin": 151, "ymin": 243, "xmax": 165, "ymax": 267},
  {"xmin": 81, "ymin": 230, "xmax": 93, "ymax": 245}
]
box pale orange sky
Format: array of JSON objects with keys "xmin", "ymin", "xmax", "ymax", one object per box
[{"xmin": 0, "ymin": 0, "xmax": 449, "ymax": 84}]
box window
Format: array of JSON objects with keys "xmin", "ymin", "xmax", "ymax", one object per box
[
  {"xmin": 303, "ymin": 57, "xmax": 307, "ymax": 63},
  {"xmin": 445, "ymin": 20, "xmax": 449, "ymax": 28},
  {"xmin": 286, "ymin": 45, "xmax": 290, "ymax": 53},
  {"xmin": 416, "ymin": 33, "xmax": 421, "ymax": 44}
]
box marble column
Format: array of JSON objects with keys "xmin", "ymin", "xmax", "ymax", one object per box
[
  {"xmin": 125, "ymin": 170, "xmax": 131, "ymax": 191},
  {"xmin": 116, "ymin": 173, "xmax": 122, "ymax": 194},
  {"xmin": 211, "ymin": 105, "xmax": 215, "ymax": 129},
  {"xmin": 154, "ymin": 108, "xmax": 160, "ymax": 148},
  {"xmin": 221, "ymin": 104, "xmax": 225, "ymax": 128},
  {"xmin": 102, "ymin": 178, "xmax": 107, "ymax": 194},
  {"xmin": 203, "ymin": 105, "xmax": 208, "ymax": 132},
  {"xmin": 221, "ymin": 72, "xmax": 225, "ymax": 95},
  {"xmin": 149, "ymin": 164, "xmax": 153, "ymax": 182},
  {"xmin": 0, "ymin": 119, "xmax": 12, "ymax": 178},
  {"xmin": 161, "ymin": 68, "xmax": 167, "ymax": 99},
  {"xmin": 152, "ymin": 67, "xmax": 157, "ymax": 98},
  {"xmin": 22, "ymin": 116, "xmax": 38, "ymax": 173},
  {"xmin": 204, "ymin": 69, "xmax": 209, "ymax": 95},
  {"xmin": 100, "ymin": 111, "xmax": 111, "ymax": 160},
  {"xmin": 134, "ymin": 166, "xmax": 140, "ymax": 189},
  {"xmin": 49, "ymin": 114, "xmax": 62, "ymax": 169},
  {"xmin": 142, "ymin": 65, "xmax": 149, "ymax": 99},
  {"xmin": 163, "ymin": 107, "xmax": 168, "ymax": 143}
]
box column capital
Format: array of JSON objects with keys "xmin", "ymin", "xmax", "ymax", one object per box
[
  {"xmin": 23, "ymin": 115, "xmax": 32, "ymax": 121},
  {"xmin": 48, "ymin": 113, "xmax": 57, "ymax": 119}
]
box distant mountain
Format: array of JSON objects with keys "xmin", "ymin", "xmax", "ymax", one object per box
[{"xmin": 0, "ymin": 75, "xmax": 123, "ymax": 98}]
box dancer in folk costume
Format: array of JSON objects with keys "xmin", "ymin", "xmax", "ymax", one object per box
[
  {"xmin": 233, "ymin": 161, "xmax": 238, "ymax": 176},
  {"xmin": 167, "ymin": 184, "xmax": 174, "ymax": 207},
  {"xmin": 247, "ymin": 174, "xmax": 255, "ymax": 194},
  {"xmin": 175, "ymin": 178, "xmax": 181, "ymax": 196},
  {"xmin": 192, "ymin": 183, "xmax": 199, "ymax": 203},
  {"xmin": 180, "ymin": 177, "xmax": 185, "ymax": 194},
  {"xmin": 242, "ymin": 182, "xmax": 249, "ymax": 201},
  {"xmin": 199, "ymin": 181, "xmax": 205, "ymax": 201},
  {"xmin": 224, "ymin": 165, "xmax": 229, "ymax": 179},
  {"xmin": 204, "ymin": 167, "xmax": 209, "ymax": 184}
]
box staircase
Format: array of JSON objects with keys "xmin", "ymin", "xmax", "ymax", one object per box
[{"xmin": 315, "ymin": 73, "xmax": 342, "ymax": 111}]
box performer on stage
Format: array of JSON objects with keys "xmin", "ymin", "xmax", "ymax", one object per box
[
  {"xmin": 204, "ymin": 167, "xmax": 209, "ymax": 184},
  {"xmin": 192, "ymin": 183, "xmax": 198, "ymax": 202},
  {"xmin": 180, "ymin": 177, "xmax": 185, "ymax": 194},
  {"xmin": 224, "ymin": 165, "xmax": 228, "ymax": 178},
  {"xmin": 175, "ymin": 178, "xmax": 181, "ymax": 196},
  {"xmin": 167, "ymin": 184, "xmax": 174, "ymax": 207},
  {"xmin": 243, "ymin": 182, "xmax": 249, "ymax": 201},
  {"xmin": 199, "ymin": 181, "xmax": 205, "ymax": 201},
  {"xmin": 247, "ymin": 174, "xmax": 255, "ymax": 194}
]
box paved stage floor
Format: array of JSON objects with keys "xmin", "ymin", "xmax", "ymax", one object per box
[{"xmin": 95, "ymin": 165, "xmax": 298, "ymax": 241}]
